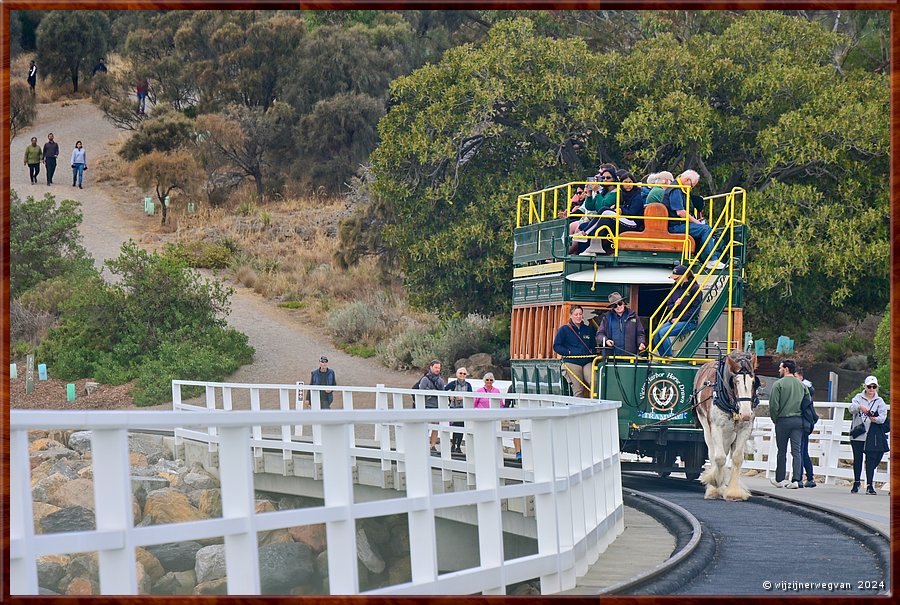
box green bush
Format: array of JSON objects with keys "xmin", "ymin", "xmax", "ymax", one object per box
[
  {"xmin": 378, "ymin": 314, "xmax": 505, "ymax": 371},
  {"xmin": 343, "ymin": 343, "xmax": 378, "ymax": 358},
  {"xmin": 37, "ymin": 242, "xmax": 255, "ymax": 406},
  {"xmin": 814, "ymin": 342, "xmax": 845, "ymax": 363},
  {"xmin": 326, "ymin": 296, "xmax": 403, "ymax": 346},
  {"xmin": 164, "ymin": 240, "xmax": 233, "ymax": 269},
  {"xmin": 378, "ymin": 323, "xmax": 437, "ymax": 371}
]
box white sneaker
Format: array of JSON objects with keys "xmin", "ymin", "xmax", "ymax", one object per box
[
  {"xmin": 784, "ymin": 481, "xmax": 801, "ymax": 489},
  {"xmin": 770, "ymin": 478, "xmax": 789, "ymax": 488},
  {"xmin": 705, "ymin": 260, "xmax": 726, "ymax": 270}
]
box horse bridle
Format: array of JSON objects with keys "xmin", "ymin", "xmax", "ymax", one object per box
[{"xmin": 712, "ymin": 355, "xmax": 758, "ymax": 418}]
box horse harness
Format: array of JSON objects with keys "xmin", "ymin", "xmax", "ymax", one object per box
[{"xmin": 700, "ymin": 355, "xmax": 759, "ymax": 421}]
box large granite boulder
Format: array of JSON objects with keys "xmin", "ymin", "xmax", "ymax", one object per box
[
  {"xmin": 32, "ymin": 502, "xmax": 61, "ymax": 534},
  {"xmin": 32, "ymin": 473, "xmax": 69, "ymax": 503},
  {"xmin": 49, "ymin": 478, "xmax": 95, "ymax": 510},
  {"xmin": 128, "ymin": 434, "xmax": 171, "ymax": 464},
  {"xmin": 287, "ymin": 523, "xmax": 327, "ymax": 553},
  {"xmin": 36, "ymin": 556, "xmax": 67, "ymax": 590},
  {"xmin": 67, "ymin": 431, "xmax": 93, "ymax": 454},
  {"xmin": 193, "ymin": 577, "xmax": 228, "ymax": 595},
  {"xmin": 188, "ymin": 488, "xmax": 222, "ymax": 518},
  {"xmin": 258, "ymin": 542, "xmax": 317, "ymax": 594},
  {"xmin": 143, "ymin": 488, "xmax": 205, "ymax": 524},
  {"xmin": 146, "ymin": 542, "xmax": 203, "ymax": 573},
  {"xmin": 151, "ymin": 569, "xmax": 196, "ymax": 595},
  {"xmin": 357, "ymin": 527, "xmax": 385, "ymax": 574},
  {"xmin": 135, "ymin": 547, "xmax": 165, "ymax": 583},
  {"xmin": 183, "ymin": 463, "xmax": 219, "ymax": 490},
  {"xmin": 40, "ymin": 506, "xmax": 95, "ymax": 534},
  {"xmin": 194, "ymin": 544, "xmax": 227, "ymax": 584}
]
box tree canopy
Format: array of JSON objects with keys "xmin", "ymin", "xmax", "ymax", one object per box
[
  {"xmin": 35, "ymin": 10, "xmax": 110, "ymax": 92},
  {"xmin": 367, "ymin": 13, "xmax": 888, "ymax": 334}
]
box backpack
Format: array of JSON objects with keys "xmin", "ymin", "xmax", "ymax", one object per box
[{"xmin": 800, "ymin": 391, "xmax": 819, "ymax": 433}]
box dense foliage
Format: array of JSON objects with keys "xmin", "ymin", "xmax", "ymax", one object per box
[
  {"xmin": 10, "ymin": 192, "xmax": 94, "ymax": 297},
  {"xmin": 369, "ymin": 14, "xmax": 889, "ymax": 335},
  {"xmin": 35, "ymin": 10, "xmax": 110, "ymax": 91},
  {"xmin": 37, "ymin": 242, "xmax": 254, "ymax": 406}
]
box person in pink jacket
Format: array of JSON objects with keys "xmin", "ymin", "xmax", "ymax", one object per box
[{"xmin": 474, "ymin": 372, "xmax": 500, "ymax": 408}]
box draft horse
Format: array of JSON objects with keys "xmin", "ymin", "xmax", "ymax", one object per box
[{"xmin": 693, "ymin": 351, "xmax": 758, "ymax": 501}]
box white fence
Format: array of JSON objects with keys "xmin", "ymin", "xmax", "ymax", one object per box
[
  {"xmin": 11, "ymin": 382, "xmax": 623, "ymax": 596},
  {"xmin": 746, "ymin": 401, "xmax": 890, "ymax": 486}
]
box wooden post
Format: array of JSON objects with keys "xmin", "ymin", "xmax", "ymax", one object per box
[{"xmin": 25, "ymin": 354, "xmax": 34, "ymax": 394}]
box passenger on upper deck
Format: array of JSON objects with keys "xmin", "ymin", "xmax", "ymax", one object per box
[
  {"xmin": 569, "ymin": 169, "xmax": 643, "ymax": 255},
  {"xmin": 651, "ymin": 264, "xmax": 702, "ymax": 357},
  {"xmin": 662, "ymin": 170, "xmax": 722, "ymax": 263},
  {"xmin": 645, "ymin": 171, "xmax": 675, "ymax": 205}
]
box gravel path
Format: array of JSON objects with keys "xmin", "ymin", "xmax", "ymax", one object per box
[{"xmin": 11, "ymin": 100, "xmax": 418, "ymax": 409}]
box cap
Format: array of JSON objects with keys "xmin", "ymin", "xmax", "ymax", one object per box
[
  {"xmin": 864, "ymin": 375, "xmax": 879, "ymax": 387},
  {"xmin": 319, "ymin": 355, "xmax": 329, "ymax": 362},
  {"xmin": 607, "ymin": 292, "xmax": 625, "ymax": 306},
  {"xmin": 671, "ymin": 264, "xmax": 687, "ymax": 276}
]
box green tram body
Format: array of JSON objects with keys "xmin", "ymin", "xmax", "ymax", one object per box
[{"xmin": 509, "ymin": 183, "xmax": 749, "ymax": 479}]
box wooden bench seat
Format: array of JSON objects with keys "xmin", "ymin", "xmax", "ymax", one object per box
[{"xmin": 616, "ymin": 202, "xmax": 694, "ymax": 254}]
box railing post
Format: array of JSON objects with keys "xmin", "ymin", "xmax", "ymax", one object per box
[
  {"xmin": 564, "ymin": 410, "xmax": 587, "ymax": 578},
  {"xmin": 279, "ymin": 388, "xmax": 293, "ymax": 474},
  {"xmin": 473, "ymin": 416, "xmax": 505, "ymax": 595},
  {"xmin": 250, "ymin": 388, "xmax": 263, "ymax": 462},
  {"xmin": 218, "ymin": 425, "xmax": 261, "ymax": 594},
  {"xmin": 206, "ymin": 385, "xmax": 218, "ymax": 455},
  {"xmin": 92, "ymin": 428, "xmax": 137, "ymax": 594},
  {"xmin": 322, "ymin": 423, "xmax": 359, "ymax": 594},
  {"xmin": 402, "ymin": 421, "xmax": 438, "ymax": 587},
  {"xmin": 10, "ymin": 428, "xmax": 39, "ymax": 594},
  {"xmin": 375, "ymin": 385, "xmax": 392, "ymax": 476},
  {"xmin": 531, "ymin": 416, "xmax": 560, "ymax": 594}
]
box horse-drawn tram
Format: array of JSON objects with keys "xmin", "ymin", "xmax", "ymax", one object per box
[{"xmin": 509, "ymin": 176, "xmax": 750, "ymax": 480}]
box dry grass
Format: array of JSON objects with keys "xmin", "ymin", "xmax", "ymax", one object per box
[{"xmin": 172, "ymin": 193, "xmax": 398, "ymax": 327}]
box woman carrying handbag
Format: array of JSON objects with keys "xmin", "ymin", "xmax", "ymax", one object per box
[{"xmin": 848, "ymin": 376, "xmax": 889, "ymax": 494}]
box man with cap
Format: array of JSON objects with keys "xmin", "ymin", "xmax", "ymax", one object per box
[
  {"xmin": 597, "ymin": 292, "xmax": 646, "ymax": 356},
  {"xmin": 768, "ymin": 359, "xmax": 807, "ymax": 489},
  {"xmin": 651, "ymin": 265, "xmax": 702, "ymax": 357},
  {"xmin": 306, "ymin": 355, "xmax": 337, "ymax": 409}
]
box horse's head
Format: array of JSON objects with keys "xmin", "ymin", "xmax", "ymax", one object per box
[{"xmin": 726, "ymin": 353, "xmax": 757, "ymax": 422}]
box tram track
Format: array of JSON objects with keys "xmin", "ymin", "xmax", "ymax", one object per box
[{"xmin": 613, "ymin": 473, "xmax": 890, "ymax": 596}]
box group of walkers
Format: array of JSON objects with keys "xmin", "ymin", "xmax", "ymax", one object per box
[
  {"xmin": 769, "ymin": 360, "xmax": 888, "ymax": 494},
  {"xmin": 23, "ymin": 134, "xmax": 87, "ymax": 188},
  {"xmin": 565, "ymin": 166, "xmax": 724, "ymax": 265}
]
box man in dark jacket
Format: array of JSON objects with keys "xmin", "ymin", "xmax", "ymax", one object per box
[
  {"xmin": 306, "ymin": 355, "xmax": 336, "ymax": 409},
  {"xmin": 418, "ymin": 359, "xmax": 447, "ymax": 453},
  {"xmin": 553, "ymin": 305, "xmax": 598, "ymax": 397},
  {"xmin": 597, "ymin": 292, "xmax": 646, "ymax": 356},
  {"xmin": 651, "ymin": 265, "xmax": 702, "ymax": 357},
  {"xmin": 42, "ymin": 133, "xmax": 60, "ymax": 185}
]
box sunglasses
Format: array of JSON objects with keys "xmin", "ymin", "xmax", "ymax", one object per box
[
  {"xmin": 458, "ymin": 372, "xmax": 467, "ymax": 376},
  {"xmin": 484, "ymin": 378, "xmax": 494, "ymax": 382},
  {"xmin": 867, "ymin": 385, "xmax": 878, "ymax": 389},
  {"xmin": 613, "ymin": 301, "xmax": 625, "ymax": 308}
]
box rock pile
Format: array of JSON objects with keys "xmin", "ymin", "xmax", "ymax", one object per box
[{"xmin": 25, "ymin": 430, "xmax": 412, "ymax": 595}]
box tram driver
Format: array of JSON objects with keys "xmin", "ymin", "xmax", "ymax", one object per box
[{"xmin": 553, "ymin": 305, "xmax": 599, "ymax": 398}]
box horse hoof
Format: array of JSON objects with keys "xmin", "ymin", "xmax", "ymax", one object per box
[{"xmin": 704, "ymin": 486, "xmax": 719, "ymax": 499}]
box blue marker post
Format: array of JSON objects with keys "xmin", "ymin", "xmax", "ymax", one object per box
[
  {"xmin": 67, "ymin": 384, "xmax": 76, "ymax": 402},
  {"xmin": 38, "ymin": 363, "xmax": 48, "ymax": 381},
  {"xmin": 754, "ymin": 339, "xmax": 765, "ymax": 357},
  {"xmin": 10, "ymin": 363, "xmax": 17, "ymax": 379}
]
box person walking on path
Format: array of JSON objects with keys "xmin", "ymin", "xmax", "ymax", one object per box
[
  {"xmin": 597, "ymin": 291, "xmax": 646, "ymax": 356},
  {"xmin": 795, "ymin": 367, "xmax": 818, "ymax": 487},
  {"xmin": 93, "ymin": 57, "xmax": 108, "ymax": 76},
  {"xmin": 24, "ymin": 137, "xmax": 42, "ymax": 184},
  {"xmin": 70, "ymin": 140, "xmax": 87, "ymax": 188},
  {"xmin": 553, "ymin": 305, "xmax": 599, "ymax": 398},
  {"xmin": 136, "ymin": 77, "xmax": 149, "ymax": 115},
  {"xmin": 768, "ymin": 359, "xmax": 807, "ymax": 489},
  {"xmin": 418, "ymin": 359, "xmax": 447, "ymax": 454},
  {"xmin": 305, "ymin": 355, "xmax": 336, "ymax": 409},
  {"xmin": 42, "ymin": 133, "xmax": 59, "ymax": 185},
  {"xmin": 27, "ymin": 60, "xmax": 37, "ymax": 94},
  {"xmin": 849, "ymin": 375, "xmax": 889, "ymax": 495}
]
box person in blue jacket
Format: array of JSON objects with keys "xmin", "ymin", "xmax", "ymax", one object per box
[
  {"xmin": 306, "ymin": 355, "xmax": 336, "ymax": 409},
  {"xmin": 553, "ymin": 305, "xmax": 598, "ymax": 397}
]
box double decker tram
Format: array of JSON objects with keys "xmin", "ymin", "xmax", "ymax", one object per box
[{"xmin": 509, "ymin": 179, "xmax": 749, "ymax": 478}]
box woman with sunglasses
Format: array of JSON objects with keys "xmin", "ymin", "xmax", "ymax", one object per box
[
  {"xmin": 848, "ymin": 376, "xmax": 889, "ymax": 494},
  {"xmin": 445, "ymin": 367, "xmax": 473, "ymax": 454}
]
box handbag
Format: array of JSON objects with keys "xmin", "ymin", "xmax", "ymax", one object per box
[
  {"xmin": 850, "ymin": 423, "xmax": 866, "ymax": 439},
  {"xmin": 882, "ymin": 418, "xmax": 889, "ymax": 433}
]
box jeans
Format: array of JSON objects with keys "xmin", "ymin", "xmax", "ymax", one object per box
[
  {"xmin": 563, "ymin": 362, "xmax": 594, "ymax": 398},
  {"xmin": 72, "ymin": 163, "xmax": 84, "ymax": 186},
  {"xmin": 137, "ymin": 92, "xmax": 147, "ymax": 113},
  {"xmin": 851, "ymin": 440, "xmax": 886, "ymax": 485},
  {"xmin": 45, "ymin": 157, "xmax": 57, "ymax": 183},
  {"xmin": 652, "ymin": 320, "xmax": 697, "ymax": 357},
  {"xmin": 774, "ymin": 416, "xmax": 804, "ymax": 483},
  {"xmin": 800, "ymin": 431, "xmax": 814, "ymax": 481},
  {"xmin": 671, "ymin": 222, "xmax": 721, "ymax": 261},
  {"xmin": 28, "ymin": 163, "xmax": 40, "ymax": 182}
]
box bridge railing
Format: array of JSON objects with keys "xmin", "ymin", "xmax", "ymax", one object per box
[
  {"xmin": 745, "ymin": 401, "xmax": 891, "ymax": 486},
  {"xmin": 11, "ymin": 384, "xmax": 623, "ymax": 596}
]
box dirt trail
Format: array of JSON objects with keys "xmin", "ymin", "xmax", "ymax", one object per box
[{"xmin": 11, "ymin": 101, "xmax": 418, "ymax": 408}]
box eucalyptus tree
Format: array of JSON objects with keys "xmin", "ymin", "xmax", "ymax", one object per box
[{"xmin": 35, "ymin": 10, "xmax": 110, "ymax": 92}]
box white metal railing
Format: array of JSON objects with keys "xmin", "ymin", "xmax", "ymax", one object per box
[
  {"xmin": 11, "ymin": 383, "xmax": 623, "ymax": 596},
  {"xmin": 745, "ymin": 401, "xmax": 891, "ymax": 486}
]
